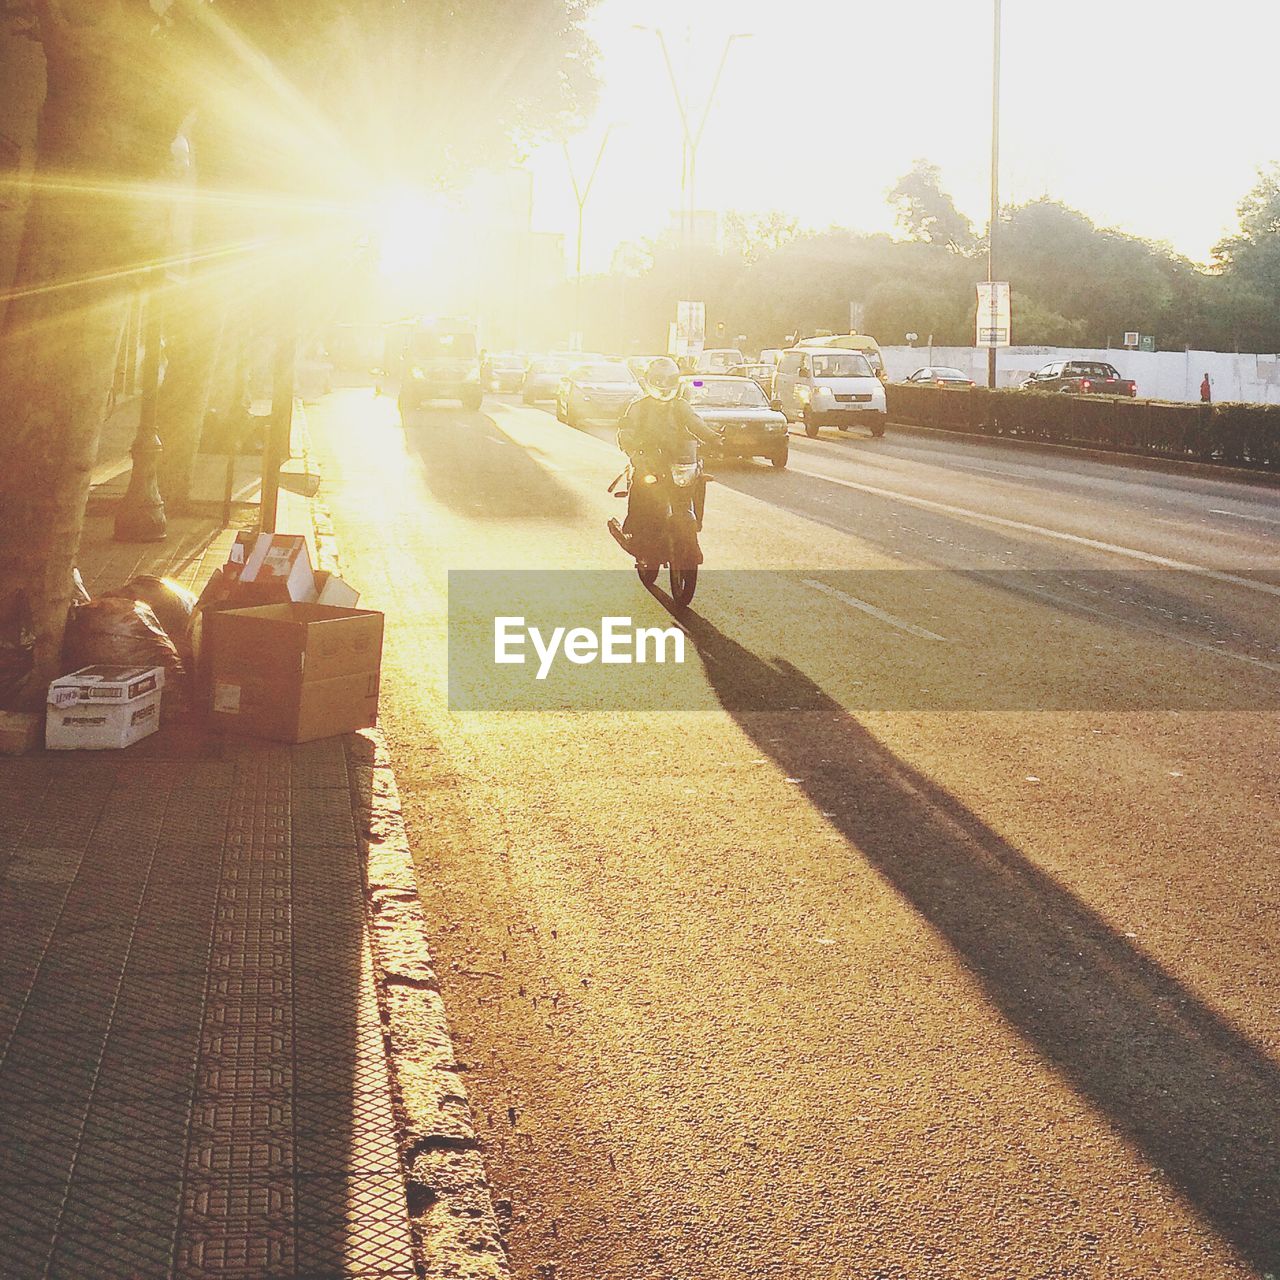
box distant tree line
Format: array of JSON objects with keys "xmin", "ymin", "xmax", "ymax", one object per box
[{"xmin": 577, "ymin": 160, "xmax": 1280, "ymax": 356}]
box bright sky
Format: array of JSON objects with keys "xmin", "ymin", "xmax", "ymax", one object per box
[{"xmin": 527, "ymin": 0, "xmax": 1276, "ymax": 272}]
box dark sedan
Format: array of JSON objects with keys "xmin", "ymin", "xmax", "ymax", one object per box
[{"xmin": 680, "ymin": 375, "xmax": 790, "ymax": 469}]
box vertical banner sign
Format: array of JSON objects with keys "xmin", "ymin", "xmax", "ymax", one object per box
[
  {"xmin": 674, "ymin": 301, "xmax": 706, "ymax": 359},
  {"xmin": 976, "ymin": 282, "xmax": 1011, "ymax": 348}
]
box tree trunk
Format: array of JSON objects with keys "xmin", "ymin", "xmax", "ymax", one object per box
[
  {"xmin": 156, "ymin": 287, "xmax": 227, "ymax": 508},
  {"xmin": 0, "ymin": 9, "xmax": 178, "ymax": 708}
]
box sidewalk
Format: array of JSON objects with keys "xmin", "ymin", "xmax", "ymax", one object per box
[{"xmin": 0, "ymin": 428, "xmax": 500, "ymax": 1277}]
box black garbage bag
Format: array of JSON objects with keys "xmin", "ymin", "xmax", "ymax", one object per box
[
  {"xmin": 63, "ymin": 597, "xmax": 186, "ymax": 713},
  {"xmin": 0, "ymin": 590, "xmax": 36, "ymax": 709},
  {"xmin": 104, "ymin": 575, "xmax": 197, "ymax": 661}
]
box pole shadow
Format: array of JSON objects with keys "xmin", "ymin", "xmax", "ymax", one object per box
[{"xmin": 680, "ymin": 611, "xmax": 1280, "ymax": 1273}]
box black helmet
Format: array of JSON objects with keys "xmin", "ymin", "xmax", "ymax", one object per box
[{"xmin": 646, "ymin": 356, "xmax": 681, "ymax": 402}]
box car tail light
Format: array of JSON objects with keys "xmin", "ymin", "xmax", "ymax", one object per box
[{"xmin": 1081, "ymin": 379, "xmax": 1092, "ymax": 391}]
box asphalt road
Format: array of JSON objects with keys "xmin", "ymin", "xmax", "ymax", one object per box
[{"xmin": 308, "ymin": 388, "xmax": 1280, "ymax": 1280}]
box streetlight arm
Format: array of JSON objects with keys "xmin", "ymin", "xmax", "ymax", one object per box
[
  {"xmin": 581, "ymin": 123, "xmax": 616, "ymax": 207},
  {"xmin": 648, "ymin": 28, "xmax": 695, "ymax": 148},
  {"xmin": 693, "ymin": 33, "xmax": 751, "ymax": 151}
]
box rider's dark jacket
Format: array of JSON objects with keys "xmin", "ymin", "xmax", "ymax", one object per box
[{"xmin": 616, "ymin": 395, "xmax": 720, "ymax": 556}]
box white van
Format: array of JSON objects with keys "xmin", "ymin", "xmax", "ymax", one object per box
[{"xmin": 773, "ymin": 347, "xmax": 887, "ymax": 438}]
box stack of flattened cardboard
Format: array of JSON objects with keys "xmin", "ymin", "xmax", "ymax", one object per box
[{"xmin": 206, "ymin": 603, "xmax": 383, "ymax": 743}]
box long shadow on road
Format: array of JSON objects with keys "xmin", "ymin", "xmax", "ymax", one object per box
[{"xmin": 682, "ymin": 611, "xmax": 1280, "ymax": 1273}]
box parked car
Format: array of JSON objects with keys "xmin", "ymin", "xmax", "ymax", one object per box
[
  {"xmin": 905, "ymin": 366, "xmax": 974, "ymax": 387},
  {"xmin": 773, "ymin": 347, "xmax": 887, "ymax": 437},
  {"xmin": 681, "ymin": 374, "xmax": 790, "ymax": 468},
  {"xmin": 486, "ymin": 352, "xmax": 526, "ymax": 393},
  {"xmin": 730, "ymin": 362, "xmax": 777, "ymax": 398},
  {"xmin": 1020, "ymin": 360, "xmax": 1137, "ymax": 397},
  {"xmin": 694, "ymin": 348, "xmax": 746, "ymax": 374},
  {"xmin": 555, "ymin": 361, "xmax": 641, "ymax": 427}
]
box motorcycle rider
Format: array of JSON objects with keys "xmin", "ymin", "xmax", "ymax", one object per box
[{"xmin": 609, "ymin": 356, "xmax": 721, "ymax": 561}]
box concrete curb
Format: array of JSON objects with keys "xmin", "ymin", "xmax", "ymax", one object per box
[
  {"xmin": 347, "ymin": 729, "xmax": 510, "ymax": 1279},
  {"xmin": 885, "ymin": 418, "xmax": 1280, "ymax": 488},
  {"xmin": 298, "ymin": 407, "xmax": 507, "ymax": 1276}
]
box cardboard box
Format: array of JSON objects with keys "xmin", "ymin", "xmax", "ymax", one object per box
[
  {"xmin": 237, "ymin": 533, "xmax": 317, "ymax": 603},
  {"xmin": 205, "ymin": 603, "xmax": 383, "ymax": 743},
  {"xmin": 46, "ymin": 665, "xmax": 165, "ymax": 750}
]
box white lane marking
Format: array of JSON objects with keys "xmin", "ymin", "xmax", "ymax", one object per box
[
  {"xmin": 1208, "ymin": 508, "xmax": 1280, "ymax": 527},
  {"xmin": 788, "ymin": 464, "xmax": 1280, "ymax": 599},
  {"xmin": 803, "ymin": 578, "xmax": 948, "ymax": 642}
]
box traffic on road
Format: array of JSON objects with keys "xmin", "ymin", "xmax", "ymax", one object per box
[{"xmin": 310, "ymin": 353, "xmax": 1280, "ymax": 1280}]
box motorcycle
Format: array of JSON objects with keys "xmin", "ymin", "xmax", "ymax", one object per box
[{"xmin": 607, "ymin": 440, "xmax": 705, "ymax": 607}]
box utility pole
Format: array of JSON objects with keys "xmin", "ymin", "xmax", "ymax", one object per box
[{"xmin": 987, "ymin": 0, "xmax": 1002, "ymax": 390}]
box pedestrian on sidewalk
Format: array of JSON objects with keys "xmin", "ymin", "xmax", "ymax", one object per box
[{"xmin": 1200, "ymin": 372, "xmax": 1212, "ymax": 404}]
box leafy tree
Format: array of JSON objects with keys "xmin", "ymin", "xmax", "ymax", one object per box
[
  {"xmin": 889, "ymin": 159, "xmax": 974, "ymax": 253},
  {"xmin": 0, "ymin": 0, "xmax": 597, "ymax": 706},
  {"xmin": 1213, "ymin": 164, "xmax": 1280, "ymax": 350}
]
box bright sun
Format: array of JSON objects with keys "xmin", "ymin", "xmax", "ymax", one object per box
[{"xmin": 368, "ymin": 188, "xmax": 448, "ymax": 279}]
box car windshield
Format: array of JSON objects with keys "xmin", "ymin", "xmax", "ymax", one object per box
[
  {"xmin": 574, "ymin": 363, "xmax": 634, "ymax": 384},
  {"xmin": 1073, "ymin": 363, "xmax": 1120, "ymax": 378},
  {"xmin": 411, "ymin": 331, "xmax": 476, "ymax": 359},
  {"xmin": 531, "ymin": 357, "xmax": 571, "ymax": 374},
  {"xmin": 810, "ymin": 353, "xmax": 873, "ymax": 378},
  {"xmin": 683, "ymin": 378, "xmax": 769, "ymax": 408},
  {"xmin": 699, "ymin": 351, "xmax": 743, "ymax": 372},
  {"xmin": 933, "ymin": 368, "xmax": 966, "ymax": 378}
]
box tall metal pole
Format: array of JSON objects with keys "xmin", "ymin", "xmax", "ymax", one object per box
[
  {"xmin": 113, "ymin": 269, "xmax": 167, "ymax": 542},
  {"xmin": 638, "ymin": 26, "xmax": 751, "ymax": 302},
  {"xmin": 564, "ymin": 127, "xmax": 616, "ymax": 349},
  {"xmin": 260, "ymin": 325, "xmax": 294, "ymax": 534},
  {"xmin": 987, "ymin": 0, "xmax": 1002, "ymax": 390}
]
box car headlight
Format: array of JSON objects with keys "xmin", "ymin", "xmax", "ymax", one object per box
[
  {"xmin": 411, "ymin": 367, "xmax": 424, "ymax": 380},
  {"xmin": 811, "ymin": 386, "xmax": 835, "ymax": 406},
  {"xmin": 797, "ymin": 386, "xmax": 811, "ymax": 403}
]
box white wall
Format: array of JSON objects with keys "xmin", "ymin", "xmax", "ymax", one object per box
[{"xmin": 880, "ymin": 345, "xmax": 1280, "ymax": 405}]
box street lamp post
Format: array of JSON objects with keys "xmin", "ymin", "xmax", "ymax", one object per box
[
  {"xmin": 113, "ymin": 268, "xmax": 167, "ymax": 543},
  {"xmin": 564, "ymin": 124, "xmax": 618, "ymax": 350},
  {"xmin": 634, "ymin": 26, "xmax": 752, "ymax": 291},
  {"xmin": 987, "ymin": 0, "xmax": 1002, "ymax": 390}
]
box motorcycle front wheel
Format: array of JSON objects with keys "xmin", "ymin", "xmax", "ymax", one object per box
[
  {"xmin": 669, "ymin": 565, "xmax": 697, "ymax": 607},
  {"xmin": 636, "ymin": 564, "xmax": 659, "ymax": 586}
]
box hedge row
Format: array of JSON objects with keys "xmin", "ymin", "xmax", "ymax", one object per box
[{"xmin": 885, "ymin": 384, "xmax": 1280, "ymax": 471}]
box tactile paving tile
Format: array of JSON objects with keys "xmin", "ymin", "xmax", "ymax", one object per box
[{"xmin": 0, "ymin": 733, "xmax": 417, "ymax": 1278}]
